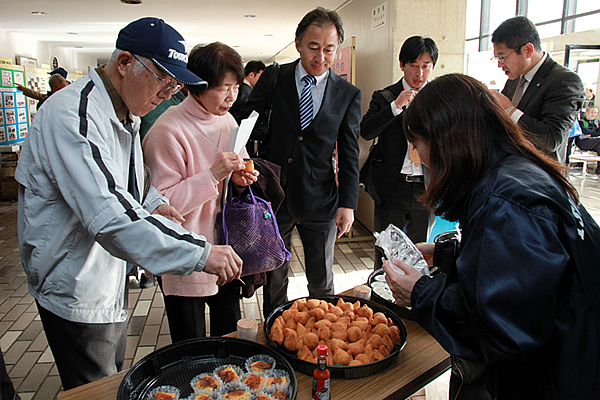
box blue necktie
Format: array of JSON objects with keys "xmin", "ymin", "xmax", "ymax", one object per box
[{"xmin": 299, "ymin": 75, "xmax": 316, "ymax": 130}]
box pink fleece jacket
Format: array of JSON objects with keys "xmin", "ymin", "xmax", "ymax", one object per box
[{"xmin": 142, "ymin": 95, "xmax": 240, "ymax": 297}]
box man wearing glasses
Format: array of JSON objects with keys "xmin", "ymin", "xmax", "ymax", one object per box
[
  {"xmin": 15, "ymin": 17, "xmax": 242, "ymax": 390},
  {"xmin": 489, "ymin": 16, "xmax": 584, "ymax": 163}
]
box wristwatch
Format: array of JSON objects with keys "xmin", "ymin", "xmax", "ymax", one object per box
[{"xmin": 505, "ymin": 105, "xmax": 516, "ymax": 114}]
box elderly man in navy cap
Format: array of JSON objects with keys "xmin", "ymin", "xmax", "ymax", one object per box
[{"xmin": 15, "ymin": 17, "xmax": 243, "ymax": 390}]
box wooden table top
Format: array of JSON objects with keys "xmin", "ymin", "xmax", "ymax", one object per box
[{"xmin": 58, "ymin": 292, "xmax": 450, "ymax": 400}]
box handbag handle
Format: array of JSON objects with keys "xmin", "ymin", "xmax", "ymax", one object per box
[{"xmin": 221, "ymin": 183, "xmax": 257, "ymax": 245}]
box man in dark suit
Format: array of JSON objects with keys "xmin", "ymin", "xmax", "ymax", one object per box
[
  {"xmin": 360, "ymin": 36, "xmax": 438, "ymax": 269},
  {"xmin": 243, "ymin": 7, "xmax": 361, "ymax": 317},
  {"xmin": 229, "ymin": 60, "xmax": 265, "ymax": 123},
  {"xmin": 490, "ymin": 16, "xmax": 584, "ymax": 163}
]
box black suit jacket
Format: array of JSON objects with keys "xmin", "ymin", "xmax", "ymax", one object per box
[
  {"xmin": 502, "ymin": 55, "xmax": 584, "ymax": 160},
  {"xmin": 243, "ymin": 60, "xmax": 361, "ymax": 221},
  {"xmin": 360, "ymin": 79, "xmax": 408, "ymax": 204},
  {"xmin": 229, "ymin": 82, "xmax": 252, "ymax": 124}
]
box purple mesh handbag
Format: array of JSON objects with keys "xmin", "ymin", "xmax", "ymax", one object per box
[{"xmin": 216, "ymin": 184, "xmax": 290, "ymax": 277}]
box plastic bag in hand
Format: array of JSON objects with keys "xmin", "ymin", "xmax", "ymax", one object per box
[{"xmin": 374, "ymin": 224, "xmax": 430, "ymax": 275}]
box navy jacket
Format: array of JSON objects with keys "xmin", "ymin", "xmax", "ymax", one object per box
[{"xmin": 412, "ymin": 153, "xmax": 600, "ymax": 399}]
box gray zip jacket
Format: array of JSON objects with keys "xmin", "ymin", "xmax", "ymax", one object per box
[{"xmin": 15, "ymin": 68, "xmax": 211, "ymax": 324}]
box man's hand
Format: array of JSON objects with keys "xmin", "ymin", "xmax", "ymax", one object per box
[
  {"xmin": 151, "ymin": 204, "xmax": 185, "ymax": 224},
  {"xmin": 203, "ymin": 245, "xmax": 243, "ymax": 285},
  {"xmin": 489, "ymin": 90, "xmax": 513, "ymax": 111},
  {"xmin": 335, "ymin": 207, "xmax": 355, "ymax": 238},
  {"xmin": 394, "ymin": 89, "xmax": 418, "ymax": 109}
]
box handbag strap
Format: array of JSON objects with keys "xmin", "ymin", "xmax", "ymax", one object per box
[{"xmin": 221, "ymin": 183, "xmax": 258, "ymax": 245}]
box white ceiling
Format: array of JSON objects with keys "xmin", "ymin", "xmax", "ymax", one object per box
[{"xmin": 0, "ymin": 0, "xmax": 350, "ymax": 65}]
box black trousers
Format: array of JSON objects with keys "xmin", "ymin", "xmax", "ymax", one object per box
[
  {"xmin": 374, "ymin": 177, "xmax": 429, "ymax": 269},
  {"xmin": 575, "ymin": 136, "xmax": 600, "ymax": 155},
  {"xmin": 36, "ymin": 300, "xmax": 128, "ymax": 391},
  {"xmin": 0, "ymin": 347, "xmax": 19, "ymax": 400},
  {"xmin": 160, "ymin": 279, "xmax": 241, "ymax": 342},
  {"xmin": 263, "ymin": 199, "xmax": 337, "ymax": 319}
]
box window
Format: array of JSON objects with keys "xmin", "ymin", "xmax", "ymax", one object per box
[{"xmin": 465, "ymin": 0, "xmax": 600, "ymax": 54}]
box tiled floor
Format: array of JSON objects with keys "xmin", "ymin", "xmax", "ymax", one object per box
[{"xmin": 1, "ymin": 164, "xmax": 599, "ymax": 399}]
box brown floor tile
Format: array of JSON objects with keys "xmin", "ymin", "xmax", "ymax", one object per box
[
  {"xmin": 18, "ymin": 362, "xmax": 53, "ymax": 392},
  {"xmin": 9, "ymin": 351, "xmax": 41, "ymax": 378}
]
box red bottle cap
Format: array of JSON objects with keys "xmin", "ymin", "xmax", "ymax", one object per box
[{"xmin": 317, "ymin": 344, "xmax": 328, "ymax": 356}]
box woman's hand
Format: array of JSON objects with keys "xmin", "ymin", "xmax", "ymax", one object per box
[
  {"xmin": 382, "ymin": 259, "xmax": 423, "ymax": 307},
  {"xmin": 231, "ymin": 169, "xmax": 259, "ymax": 187},
  {"xmin": 415, "ymin": 242, "xmax": 435, "ymax": 266},
  {"xmin": 210, "ymin": 152, "xmax": 245, "ymax": 182}
]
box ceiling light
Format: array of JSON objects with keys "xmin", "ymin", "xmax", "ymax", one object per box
[
  {"xmin": 67, "ymin": 32, "xmax": 78, "ymax": 35},
  {"xmin": 31, "ymin": 11, "xmax": 47, "ymax": 16},
  {"xmin": 121, "ymin": 0, "xmax": 143, "ymax": 4},
  {"xmin": 243, "ymin": 14, "xmax": 257, "ymax": 18}
]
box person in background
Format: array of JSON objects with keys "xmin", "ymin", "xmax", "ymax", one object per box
[
  {"xmin": 229, "ymin": 60, "xmax": 265, "ymax": 123},
  {"xmin": 579, "ymin": 105, "xmax": 599, "ymax": 135},
  {"xmin": 384, "ymin": 73, "xmax": 600, "ymax": 399},
  {"xmin": 16, "ymin": 67, "xmax": 69, "ymax": 102},
  {"xmin": 14, "ymin": 17, "xmax": 242, "ymax": 390},
  {"xmin": 143, "ymin": 42, "xmax": 258, "ymax": 341},
  {"xmin": 489, "ymin": 16, "xmax": 584, "ymax": 163},
  {"xmin": 139, "ymin": 89, "xmax": 187, "ymax": 140},
  {"xmin": 360, "ymin": 36, "xmax": 437, "ymax": 269},
  {"xmin": 35, "ymin": 73, "xmax": 69, "ymax": 110},
  {"xmin": 243, "ymin": 7, "xmax": 361, "ymax": 318},
  {"xmin": 573, "ymin": 106, "xmax": 600, "ymax": 169}
]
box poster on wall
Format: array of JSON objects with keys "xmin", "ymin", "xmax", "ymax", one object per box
[
  {"xmin": 0, "ymin": 65, "xmax": 30, "ymax": 145},
  {"xmin": 7, "ymin": 125, "xmax": 17, "ymax": 141},
  {"xmin": 5, "ymin": 109, "xmax": 15, "ymax": 124},
  {"xmin": 1, "ymin": 70, "xmax": 12, "ymax": 87},
  {"xmin": 19, "ymin": 124, "xmax": 28, "ymax": 139},
  {"xmin": 3, "ymin": 93, "xmax": 14, "ymax": 108},
  {"xmin": 16, "ymin": 93, "xmax": 25, "ymax": 108},
  {"xmin": 17, "ymin": 109, "xmax": 27, "ymax": 123},
  {"xmin": 333, "ymin": 46, "xmax": 350, "ymax": 82},
  {"xmin": 14, "ymin": 71, "xmax": 24, "ymax": 86}
]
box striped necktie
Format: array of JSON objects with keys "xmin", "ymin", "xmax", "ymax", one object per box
[{"xmin": 299, "ymin": 74, "xmax": 316, "ymax": 130}]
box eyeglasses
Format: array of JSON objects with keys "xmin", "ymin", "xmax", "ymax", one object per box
[
  {"xmin": 491, "ymin": 50, "xmax": 515, "ymax": 63},
  {"xmin": 491, "ymin": 45, "xmax": 523, "ymax": 63},
  {"xmin": 132, "ymin": 55, "xmax": 182, "ymax": 95}
]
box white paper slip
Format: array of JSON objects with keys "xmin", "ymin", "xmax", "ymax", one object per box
[{"xmin": 229, "ymin": 110, "xmax": 259, "ymax": 155}]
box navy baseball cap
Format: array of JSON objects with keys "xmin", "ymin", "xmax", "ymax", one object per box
[
  {"xmin": 116, "ymin": 17, "xmax": 206, "ymax": 87},
  {"xmin": 49, "ymin": 67, "xmax": 68, "ymax": 79}
]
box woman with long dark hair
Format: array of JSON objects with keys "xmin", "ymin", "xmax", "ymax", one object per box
[{"xmin": 383, "ymin": 73, "xmax": 600, "ymax": 399}]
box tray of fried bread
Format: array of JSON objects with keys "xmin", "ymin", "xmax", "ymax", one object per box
[{"xmin": 264, "ymin": 295, "xmax": 407, "ymax": 379}]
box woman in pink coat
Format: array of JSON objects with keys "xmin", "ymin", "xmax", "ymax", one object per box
[{"xmin": 143, "ymin": 42, "xmax": 258, "ymax": 341}]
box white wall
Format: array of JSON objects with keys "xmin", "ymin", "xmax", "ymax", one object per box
[{"xmin": 338, "ymin": 0, "xmax": 468, "ymax": 231}]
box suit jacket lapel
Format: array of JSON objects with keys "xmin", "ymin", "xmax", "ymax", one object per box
[
  {"xmin": 518, "ymin": 56, "xmax": 554, "ymax": 109},
  {"xmin": 308, "ymin": 69, "xmax": 341, "ymax": 133}
]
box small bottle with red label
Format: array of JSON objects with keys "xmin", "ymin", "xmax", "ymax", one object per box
[{"xmin": 312, "ymin": 344, "xmax": 331, "ymax": 400}]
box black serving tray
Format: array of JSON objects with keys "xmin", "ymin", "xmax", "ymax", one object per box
[
  {"xmin": 263, "ymin": 295, "xmax": 407, "ymax": 379},
  {"xmin": 118, "ymin": 337, "xmax": 298, "ymax": 399}
]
